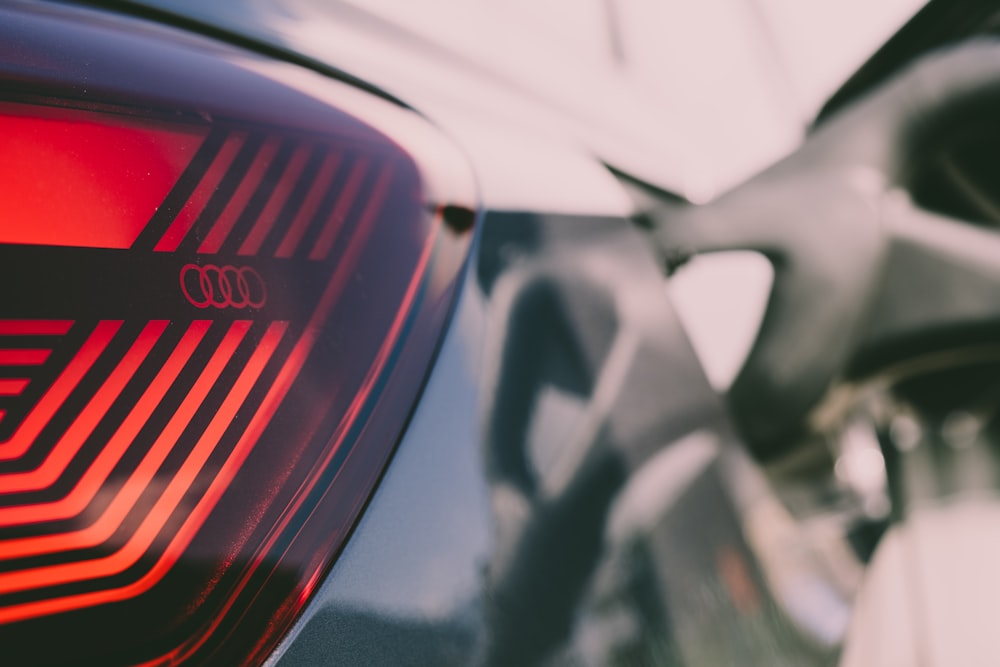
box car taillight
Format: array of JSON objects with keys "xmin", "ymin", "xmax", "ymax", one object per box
[{"xmin": 0, "ymin": 3, "xmax": 476, "ymax": 665}]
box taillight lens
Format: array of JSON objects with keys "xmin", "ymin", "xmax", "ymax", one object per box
[{"xmin": 0, "ymin": 3, "xmax": 475, "ymax": 665}]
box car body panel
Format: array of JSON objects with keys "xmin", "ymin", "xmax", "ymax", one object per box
[{"xmin": 0, "ymin": 0, "xmax": 952, "ymax": 664}]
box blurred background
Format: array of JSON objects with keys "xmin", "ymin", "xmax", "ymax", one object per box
[{"xmin": 328, "ymin": 0, "xmax": 926, "ymax": 197}]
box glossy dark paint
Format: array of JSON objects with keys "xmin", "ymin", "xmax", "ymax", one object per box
[
  {"xmin": 2, "ymin": 2, "xmax": 857, "ymax": 664},
  {"xmin": 76, "ymin": 2, "xmax": 1000, "ymax": 665},
  {"xmin": 270, "ymin": 210, "xmax": 828, "ymax": 665}
]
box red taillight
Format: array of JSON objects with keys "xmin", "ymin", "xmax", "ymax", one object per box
[{"xmin": 0, "ymin": 4, "xmax": 475, "ymax": 665}]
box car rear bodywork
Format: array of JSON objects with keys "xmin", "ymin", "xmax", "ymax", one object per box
[{"xmin": 15, "ymin": 1, "xmax": 1000, "ymax": 666}]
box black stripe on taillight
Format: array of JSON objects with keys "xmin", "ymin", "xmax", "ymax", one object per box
[{"xmin": 0, "ymin": 3, "xmax": 477, "ymax": 665}]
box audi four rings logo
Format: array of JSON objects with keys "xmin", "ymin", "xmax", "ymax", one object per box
[{"xmin": 180, "ymin": 264, "xmax": 267, "ymax": 309}]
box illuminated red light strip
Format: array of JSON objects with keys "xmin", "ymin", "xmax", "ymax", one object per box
[
  {"xmin": 153, "ymin": 134, "xmax": 246, "ymax": 253},
  {"xmin": 0, "ymin": 321, "xmax": 249, "ymax": 558},
  {"xmin": 0, "ymin": 321, "xmax": 167, "ymax": 482},
  {"xmin": 298, "ymin": 229, "xmax": 441, "ymax": 611},
  {"xmin": 0, "ymin": 380, "xmax": 29, "ymax": 396},
  {"xmin": 274, "ymin": 152, "xmax": 341, "ymax": 258},
  {"xmin": 197, "ymin": 138, "xmax": 282, "ymax": 254},
  {"xmin": 320, "ymin": 162, "xmax": 394, "ymax": 262},
  {"xmin": 0, "ymin": 323, "xmax": 285, "ymax": 599},
  {"xmin": 155, "ymin": 213, "xmax": 443, "ymax": 667},
  {"xmin": 0, "ymin": 322, "xmax": 121, "ymax": 460},
  {"xmin": 0, "ymin": 350, "xmax": 51, "ymax": 365},
  {"xmin": 307, "ymin": 157, "xmax": 370, "ymax": 261},
  {"xmin": 134, "ymin": 171, "xmax": 407, "ymax": 632},
  {"xmin": 237, "ymin": 145, "xmax": 311, "ymax": 257},
  {"xmin": 240, "ymin": 218, "xmax": 440, "ymax": 596},
  {"xmin": 0, "ymin": 321, "xmax": 213, "ymax": 529},
  {"xmin": 0, "ymin": 110, "xmax": 206, "ymax": 250},
  {"xmin": 0, "ymin": 320, "xmax": 72, "ymax": 336},
  {"xmin": 0, "ymin": 164, "xmax": 393, "ymax": 620}
]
